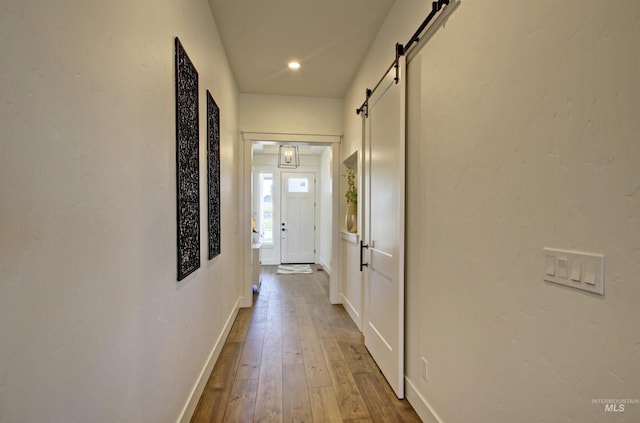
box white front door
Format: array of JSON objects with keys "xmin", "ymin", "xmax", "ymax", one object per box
[
  {"xmin": 363, "ymin": 56, "xmax": 406, "ymax": 398},
  {"xmin": 281, "ymin": 172, "xmax": 316, "ymax": 263}
]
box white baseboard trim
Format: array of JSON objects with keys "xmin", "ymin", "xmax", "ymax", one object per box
[
  {"xmin": 340, "ymin": 293, "xmax": 361, "ymax": 331},
  {"xmin": 317, "ymin": 259, "xmax": 331, "ymax": 276},
  {"xmin": 405, "ymin": 376, "xmax": 443, "ymax": 423},
  {"xmin": 177, "ymin": 297, "xmax": 241, "ymax": 423}
]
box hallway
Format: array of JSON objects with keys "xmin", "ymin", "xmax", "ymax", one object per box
[{"xmin": 191, "ymin": 266, "xmax": 420, "ymax": 422}]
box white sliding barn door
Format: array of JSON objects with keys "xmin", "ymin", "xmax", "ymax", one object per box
[{"xmin": 363, "ymin": 56, "xmax": 406, "ymax": 398}]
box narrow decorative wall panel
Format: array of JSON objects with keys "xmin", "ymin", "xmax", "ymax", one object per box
[
  {"xmin": 207, "ymin": 90, "xmax": 221, "ymax": 259},
  {"xmin": 175, "ymin": 37, "xmax": 200, "ymax": 281}
]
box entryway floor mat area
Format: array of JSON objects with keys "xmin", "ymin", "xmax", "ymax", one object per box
[{"xmin": 277, "ymin": 264, "xmax": 313, "ymax": 274}]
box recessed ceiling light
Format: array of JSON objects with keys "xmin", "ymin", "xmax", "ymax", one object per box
[{"xmin": 288, "ymin": 61, "xmax": 300, "ymax": 70}]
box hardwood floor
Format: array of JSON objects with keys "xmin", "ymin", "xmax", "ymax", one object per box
[{"xmin": 191, "ymin": 266, "xmax": 421, "ymax": 423}]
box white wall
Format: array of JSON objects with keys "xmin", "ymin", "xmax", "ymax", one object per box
[
  {"xmin": 239, "ymin": 93, "xmax": 343, "ymax": 135},
  {"xmin": 319, "ymin": 148, "xmax": 333, "ymax": 272},
  {"xmin": 338, "ymin": 153, "xmax": 363, "ymax": 328},
  {"xmin": 0, "ymin": 1, "xmax": 240, "ymax": 422},
  {"xmin": 344, "ymin": 1, "xmax": 640, "ymax": 422}
]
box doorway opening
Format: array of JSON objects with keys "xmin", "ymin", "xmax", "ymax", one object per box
[
  {"xmin": 241, "ymin": 133, "xmax": 342, "ymax": 308},
  {"xmin": 251, "ymin": 143, "xmax": 329, "ymax": 267}
]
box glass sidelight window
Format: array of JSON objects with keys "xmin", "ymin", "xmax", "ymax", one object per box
[{"xmin": 259, "ymin": 172, "xmax": 274, "ymax": 244}]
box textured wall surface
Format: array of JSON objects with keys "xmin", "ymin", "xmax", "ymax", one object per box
[
  {"xmin": 0, "ymin": 1, "xmax": 240, "ymax": 421},
  {"xmin": 319, "ymin": 148, "xmax": 333, "ymax": 272},
  {"xmin": 239, "ymin": 93, "xmax": 343, "ymax": 135},
  {"xmin": 344, "ymin": 0, "xmax": 640, "ymax": 421},
  {"xmin": 406, "ymin": 0, "xmax": 640, "ymax": 421}
]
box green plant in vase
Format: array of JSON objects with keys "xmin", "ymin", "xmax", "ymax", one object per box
[{"xmin": 344, "ymin": 167, "xmax": 357, "ymax": 233}]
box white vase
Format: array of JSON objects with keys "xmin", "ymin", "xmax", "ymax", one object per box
[{"xmin": 345, "ymin": 202, "xmax": 357, "ymax": 233}]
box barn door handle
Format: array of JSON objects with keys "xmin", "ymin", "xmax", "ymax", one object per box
[{"xmin": 360, "ymin": 240, "xmax": 369, "ymax": 272}]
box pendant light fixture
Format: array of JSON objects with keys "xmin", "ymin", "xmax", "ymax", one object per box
[{"xmin": 277, "ymin": 144, "xmax": 300, "ymax": 169}]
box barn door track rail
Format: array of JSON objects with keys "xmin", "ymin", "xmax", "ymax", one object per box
[{"xmin": 356, "ymin": 0, "xmax": 450, "ymax": 117}]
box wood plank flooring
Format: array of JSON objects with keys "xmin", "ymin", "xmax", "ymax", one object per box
[{"xmin": 191, "ymin": 265, "xmax": 421, "ymax": 423}]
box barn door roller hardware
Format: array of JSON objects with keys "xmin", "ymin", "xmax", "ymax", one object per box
[{"xmin": 356, "ymin": 0, "xmax": 450, "ymax": 116}]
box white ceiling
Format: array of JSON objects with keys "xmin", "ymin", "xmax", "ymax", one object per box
[{"xmin": 207, "ymin": 0, "xmax": 396, "ymax": 98}]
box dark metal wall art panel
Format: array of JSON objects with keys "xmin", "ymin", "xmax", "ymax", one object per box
[
  {"xmin": 207, "ymin": 90, "xmax": 221, "ymax": 259},
  {"xmin": 175, "ymin": 37, "xmax": 200, "ymax": 281}
]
